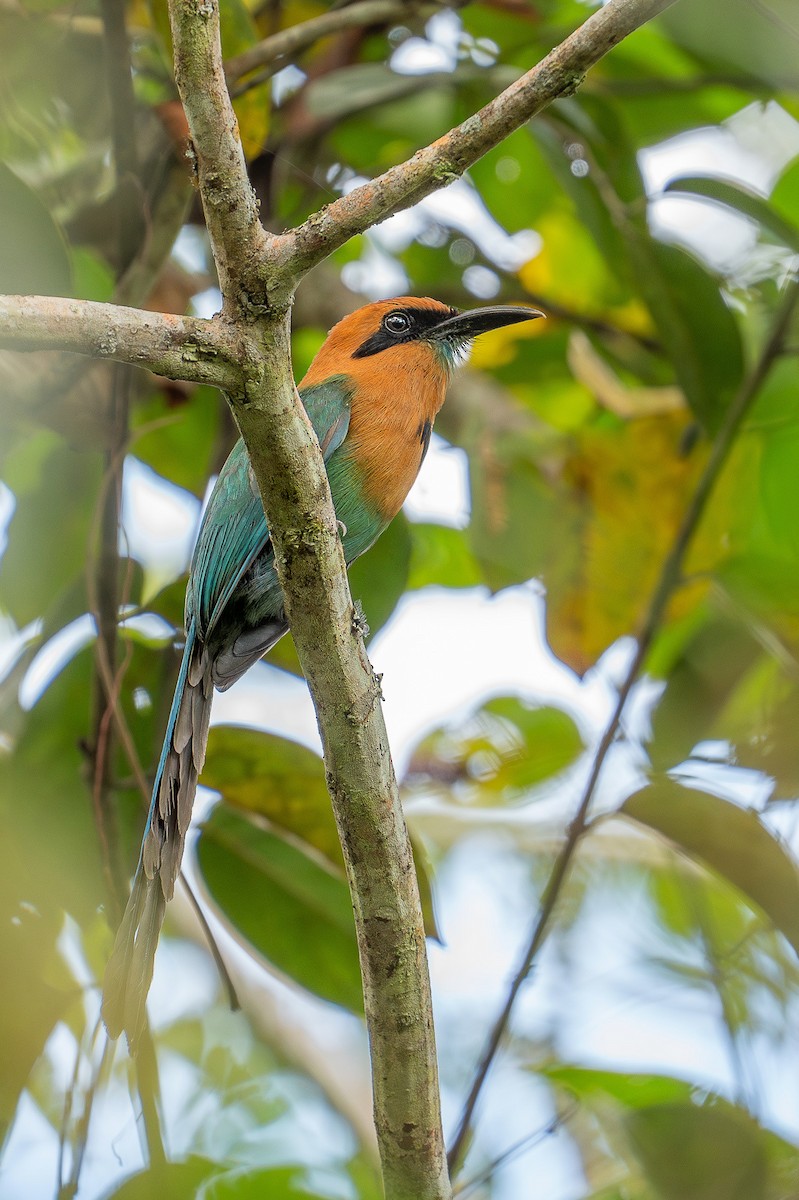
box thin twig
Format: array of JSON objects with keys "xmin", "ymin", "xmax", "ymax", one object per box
[
  {"xmin": 446, "ymin": 279, "xmax": 799, "ymax": 1174},
  {"xmin": 453, "ymin": 1104, "xmax": 576, "ymax": 1198},
  {"xmin": 59, "ymin": 1023, "xmax": 114, "ymax": 1200},
  {"xmin": 226, "ymin": 0, "xmax": 418, "ymax": 85},
  {"xmin": 99, "ymin": 0, "xmax": 142, "ymax": 271},
  {"xmin": 90, "ymin": 0, "xmax": 142, "ymax": 923},
  {"xmin": 89, "ymin": 374, "xmax": 133, "ymax": 924},
  {"xmin": 132, "ymin": 1027, "xmax": 167, "ymax": 1166},
  {"xmin": 179, "ymin": 875, "xmax": 241, "ymax": 1012}
]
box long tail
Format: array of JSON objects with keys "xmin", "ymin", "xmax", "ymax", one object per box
[{"xmin": 102, "ymin": 619, "xmax": 213, "ymax": 1051}]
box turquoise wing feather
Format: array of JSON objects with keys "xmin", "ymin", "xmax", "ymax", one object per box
[{"xmin": 187, "ymin": 376, "xmax": 353, "ymax": 640}]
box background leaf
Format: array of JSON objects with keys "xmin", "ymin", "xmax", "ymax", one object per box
[
  {"xmin": 622, "ymin": 781, "xmax": 799, "ymax": 958},
  {"xmin": 197, "ymin": 803, "xmax": 364, "ymax": 1013}
]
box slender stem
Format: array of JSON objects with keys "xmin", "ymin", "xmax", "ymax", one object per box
[
  {"xmin": 446, "ymin": 280, "xmax": 799, "ymax": 1174},
  {"xmin": 133, "ymin": 1028, "xmax": 167, "ymax": 1167},
  {"xmin": 94, "ymin": 13, "xmax": 167, "ymax": 1168},
  {"xmin": 59, "ymin": 1026, "xmax": 115, "ymax": 1200},
  {"xmin": 89, "ymin": 0, "xmax": 141, "ymax": 936},
  {"xmin": 89, "ymin": 377, "xmax": 130, "ymax": 925},
  {"xmin": 99, "ymin": 0, "xmax": 142, "ymax": 271},
  {"xmin": 179, "ymin": 876, "xmax": 241, "ymax": 1013},
  {"xmin": 226, "ymin": 0, "xmax": 417, "ymax": 84}
]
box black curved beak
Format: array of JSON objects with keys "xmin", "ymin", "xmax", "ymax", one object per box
[{"xmin": 428, "ymin": 304, "xmax": 544, "ymax": 341}]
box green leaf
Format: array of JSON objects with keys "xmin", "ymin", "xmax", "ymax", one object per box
[
  {"xmin": 0, "ymin": 163, "xmax": 72, "ymax": 296},
  {"xmin": 198, "ymin": 1166, "xmax": 311, "ymax": 1200},
  {"xmin": 621, "ymin": 781, "xmax": 799, "ymax": 958},
  {"xmin": 663, "ymin": 175, "xmax": 799, "ymax": 253},
  {"xmin": 0, "ymin": 647, "xmax": 104, "ymax": 921},
  {"xmin": 531, "ymin": 122, "xmax": 628, "ymax": 277},
  {"xmin": 131, "ymin": 388, "xmax": 224, "ymax": 498},
  {"xmin": 104, "ymin": 1157, "xmax": 219, "ymax": 1199},
  {"xmin": 626, "ymin": 1103, "xmax": 768, "ymax": 1200},
  {"xmin": 468, "ymin": 127, "xmax": 556, "ymax": 231},
  {"xmin": 307, "ymin": 63, "xmax": 458, "ymax": 128},
  {"xmin": 629, "ymin": 239, "xmax": 743, "ymax": 430},
  {"xmin": 407, "ymin": 696, "xmax": 583, "ymax": 804},
  {"xmin": 201, "ymin": 726, "xmax": 439, "ymax": 938},
  {"xmin": 0, "ymin": 432, "xmax": 102, "ymax": 625},
  {"xmin": 469, "ymin": 451, "xmax": 572, "ymax": 591},
  {"xmin": 660, "ymin": 0, "xmax": 799, "ymax": 92},
  {"xmin": 760, "ymin": 425, "xmax": 799, "ymax": 557},
  {"xmin": 196, "ymin": 804, "xmax": 364, "ymax": 1014},
  {"xmin": 71, "ymin": 247, "xmax": 116, "ymax": 302},
  {"xmin": 648, "ymin": 612, "xmax": 763, "ymax": 771},
  {"xmin": 202, "ymin": 726, "xmax": 342, "ymax": 863},
  {"xmin": 408, "ymin": 523, "xmax": 482, "ymax": 591},
  {"xmin": 0, "ymin": 824, "xmax": 71, "ymax": 1138},
  {"xmin": 543, "ymin": 1064, "xmax": 694, "ymax": 1110},
  {"xmin": 770, "ymin": 157, "xmax": 799, "ymax": 228}
]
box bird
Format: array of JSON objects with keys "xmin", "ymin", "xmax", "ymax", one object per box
[{"xmin": 102, "ymin": 296, "xmax": 542, "ymax": 1049}]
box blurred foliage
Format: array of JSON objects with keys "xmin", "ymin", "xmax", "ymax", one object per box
[{"xmin": 2, "ymin": 0, "xmax": 799, "ymax": 1196}]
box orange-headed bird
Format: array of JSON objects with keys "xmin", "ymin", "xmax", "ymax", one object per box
[{"xmin": 103, "ymin": 296, "xmax": 542, "ymax": 1047}]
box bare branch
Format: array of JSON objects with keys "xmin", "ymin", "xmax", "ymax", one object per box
[
  {"xmin": 268, "ymin": 0, "xmax": 679, "ymax": 294},
  {"xmin": 169, "ymin": 0, "xmax": 270, "ymax": 315},
  {"xmin": 225, "ymin": 0, "xmax": 419, "ymax": 85},
  {"xmin": 0, "ymin": 296, "xmax": 243, "ymax": 391}
]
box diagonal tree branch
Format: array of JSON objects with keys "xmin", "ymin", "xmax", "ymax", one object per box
[
  {"xmin": 266, "ymin": 0, "xmax": 679, "ymax": 295},
  {"xmin": 0, "ymin": 297, "xmax": 243, "ymax": 390}
]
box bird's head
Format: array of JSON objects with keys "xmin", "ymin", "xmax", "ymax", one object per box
[{"xmin": 300, "ymin": 296, "xmax": 543, "ymax": 390}]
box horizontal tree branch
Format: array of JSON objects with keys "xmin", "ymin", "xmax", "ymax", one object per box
[
  {"xmin": 267, "ymin": 0, "xmax": 678, "ymax": 295},
  {"xmin": 225, "ymin": 0, "xmax": 418, "ymax": 85},
  {"xmin": 0, "ymin": 295, "xmax": 243, "ymax": 390}
]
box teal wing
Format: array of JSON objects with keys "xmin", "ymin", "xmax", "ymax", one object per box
[{"xmin": 187, "ymin": 377, "xmax": 352, "ymax": 640}]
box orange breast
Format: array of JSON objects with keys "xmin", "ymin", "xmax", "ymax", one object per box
[{"xmin": 342, "ymin": 344, "xmax": 447, "ymax": 520}]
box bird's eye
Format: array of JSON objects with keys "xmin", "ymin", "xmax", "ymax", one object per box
[{"xmin": 383, "ymin": 311, "xmax": 412, "ymax": 336}]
